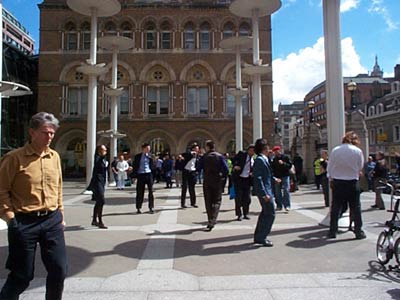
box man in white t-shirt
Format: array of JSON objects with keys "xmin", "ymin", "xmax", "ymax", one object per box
[{"xmin": 327, "ymin": 131, "xmax": 366, "ymax": 240}]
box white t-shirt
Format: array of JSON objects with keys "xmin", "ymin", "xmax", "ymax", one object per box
[{"xmin": 327, "ymin": 143, "xmax": 364, "ymax": 180}]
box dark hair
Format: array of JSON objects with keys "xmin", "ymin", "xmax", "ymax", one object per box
[
  {"xmin": 190, "ymin": 143, "xmax": 199, "ymax": 150},
  {"xmin": 205, "ymin": 140, "xmax": 215, "ymax": 150},
  {"xmin": 247, "ymin": 144, "xmax": 255, "ymax": 150},
  {"xmin": 96, "ymin": 144, "xmax": 107, "ymax": 154},
  {"xmin": 254, "ymin": 138, "xmax": 268, "ymax": 155},
  {"xmin": 141, "ymin": 142, "xmax": 150, "ymax": 148}
]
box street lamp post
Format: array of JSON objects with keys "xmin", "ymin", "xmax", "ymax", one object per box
[
  {"xmin": 347, "ymin": 79, "xmax": 357, "ymax": 110},
  {"xmin": 308, "ymin": 100, "xmax": 315, "ymax": 124}
]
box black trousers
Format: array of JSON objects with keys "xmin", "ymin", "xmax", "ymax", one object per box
[
  {"xmin": 0, "ymin": 210, "xmax": 67, "ymax": 300},
  {"xmin": 136, "ymin": 173, "xmax": 154, "ymax": 209},
  {"xmin": 330, "ymin": 179, "xmax": 363, "ymax": 234},
  {"xmin": 181, "ymin": 170, "xmax": 197, "ymax": 207},
  {"xmin": 234, "ymin": 177, "xmax": 252, "ymax": 217},
  {"xmin": 203, "ymin": 181, "xmax": 223, "ymax": 226}
]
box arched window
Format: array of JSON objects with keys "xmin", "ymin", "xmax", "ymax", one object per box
[
  {"xmin": 81, "ymin": 22, "xmax": 90, "ymax": 50},
  {"xmin": 104, "ymin": 21, "xmax": 117, "ymax": 36},
  {"xmin": 150, "ymin": 138, "xmax": 170, "ymax": 155},
  {"xmin": 376, "ymin": 103, "xmax": 384, "ymax": 114},
  {"xmin": 120, "ymin": 21, "xmax": 133, "ymax": 39},
  {"xmin": 145, "ymin": 21, "xmax": 157, "ymax": 49},
  {"xmin": 239, "ymin": 22, "xmax": 251, "ymax": 36},
  {"xmin": 65, "ymin": 22, "xmax": 77, "ymax": 50},
  {"xmin": 184, "ymin": 22, "xmax": 195, "ymax": 49},
  {"xmin": 146, "ymin": 66, "xmax": 171, "ymax": 115},
  {"xmin": 200, "ymin": 22, "xmax": 210, "ymax": 49},
  {"xmin": 368, "ymin": 106, "xmax": 375, "ymax": 116},
  {"xmin": 186, "ymin": 66, "xmax": 210, "ymax": 116},
  {"xmin": 223, "ymin": 21, "xmax": 234, "ymax": 39},
  {"xmin": 119, "ymin": 89, "xmax": 130, "ymax": 115},
  {"xmin": 160, "ymin": 21, "xmax": 172, "ymax": 49}
]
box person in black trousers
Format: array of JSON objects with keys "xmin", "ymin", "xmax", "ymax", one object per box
[
  {"xmin": 132, "ymin": 143, "xmax": 155, "ymax": 214},
  {"xmin": 180, "ymin": 143, "xmax": 200, "ymax": 208},
  {"xmin": 198, "ymin": 140, "xmax": 229, "ymax": 231},
  {"xmin": 232, "ymin": 145, "xmax": 255, "ymax": 220},
  {"xmin": 88, "ymin": 144, "xmax": 109, "ymax": 229}
]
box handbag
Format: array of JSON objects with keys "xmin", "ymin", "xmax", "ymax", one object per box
[{"xmin": 229, "ymin": 185, "xmax": 236, "ymax": 200}]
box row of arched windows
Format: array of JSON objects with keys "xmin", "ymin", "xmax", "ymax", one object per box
[{"xmin": 62, "ymin": 19, "xmax": 251, "ymax": 51}]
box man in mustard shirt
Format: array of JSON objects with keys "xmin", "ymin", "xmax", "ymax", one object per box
[{"xmin": 0, "ymin": 112, "xmax": 67, "ymax": 300}]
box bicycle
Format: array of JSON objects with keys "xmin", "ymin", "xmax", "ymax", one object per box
[{"xmin": 376, "ymin": 181, "xmax": 400, "ymax": 270}]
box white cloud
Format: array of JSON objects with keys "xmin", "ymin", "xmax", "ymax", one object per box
[
  {"xmin": 340, "ymin": 0, "xmax": 360, "ymax": 12},
  {"xmin": 368, "ymin": 0, "xmax": 399, "ymax": 31},
  {"xmin": 272, "ymin": 37, "xmax": 367, "ymax": 110}
]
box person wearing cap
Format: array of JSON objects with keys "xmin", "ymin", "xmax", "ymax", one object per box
[
  {"xmin": 0, "ymin": 112, "xmax": 67, "ymax": 300},
  {"xmin": 270, "ymin": 145, "xmax": 293, "ymax": 212},
  {"xmin": 232, "ymin": 144, "xmax": 255, "ymax": 221}
]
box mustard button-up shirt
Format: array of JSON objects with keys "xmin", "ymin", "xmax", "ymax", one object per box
[{"xmin": 0, "ymin": 143, "xmax": 63, "ymax": 222}]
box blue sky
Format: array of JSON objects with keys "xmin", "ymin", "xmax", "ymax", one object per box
[{"xmin": 2, "ymin": 0, "xmax": 400, "ymax": 109}]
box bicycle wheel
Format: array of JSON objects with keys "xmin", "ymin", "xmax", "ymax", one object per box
[
  {"xmin": 376, "ymin": 231, "xmax": 393, "ymax": 265},
  {"xmin": 394, "ymin": 235, "xmax": 400, "ymax": 265}
]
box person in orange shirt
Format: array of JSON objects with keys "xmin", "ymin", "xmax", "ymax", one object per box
[{"xmin": 0, "ymin": 112, "xmax": 67, "ymax": 300}]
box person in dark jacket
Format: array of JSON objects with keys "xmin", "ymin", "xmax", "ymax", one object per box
[
  {"xmin": 198, "ymin": 140, "xmax": 228, "ymax": 231},
  {"xmin": 88, "ymin": 144, "xmax": 109, "ymax": 229},
  {"xmin": 180, "ymin": 143, "xmax": 200, "ymax": 208},
  {"xmin": 270, "ymin": 145, "xmax": 292, "ymax": 212},
  {"xmin": 371, "ymin": 151, "xmax": 387, "ymax": 210},
  {"xmin": 162, "ymin": 154, "xmax": 174, "ymax": 188}
]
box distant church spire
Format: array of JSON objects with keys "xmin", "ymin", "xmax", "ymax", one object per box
[{"xmin": 371, "ymin": 55, "xmax": 383, "ymax": 78}]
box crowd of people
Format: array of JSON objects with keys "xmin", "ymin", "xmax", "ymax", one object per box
[{"xmin": 2, "ymin": 111, "xmax": 400, "ymax": 299}]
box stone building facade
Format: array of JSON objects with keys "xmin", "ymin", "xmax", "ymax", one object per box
[{"xmin": 38, "ymin": 0, "xmax": 275, "ymax": 178}]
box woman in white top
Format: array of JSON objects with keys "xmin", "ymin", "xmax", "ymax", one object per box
[{"xmin": 116, "ymin": 154, "xmax": 130, "ymax": 190}]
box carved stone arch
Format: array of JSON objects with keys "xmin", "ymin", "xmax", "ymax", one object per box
[
  {"xmin": 59, "ymin": 61, "xmax": 88, "ymax": 83},
  {"xmin": 180, "ymin": 60, "xmax": 217, "ymax": 82},
  {"xmin": 99, "ymin": 17, "xmax": 119, "ymax": 31},
  {"xmin": 135, "ymin": 129, "xmax": 177, "ymax": 154},
  {"xmin": 219, "ymin": 17, "xmax": 238, "ymax": 32},
  {"xmin": 139, "ymin": 17, "xmax": 159, "ymax": 30},
  {"xmin": 63, "ymin": 18, "xmax": 79, "ymax": 31},
  {"xmin": 219, "ymin": 128, "xmax": 253, "ymax": 153},
  {"xmin": 54, "ymin": 129, "xmax": 86, "ymax": 156},
  {"xmin": 101, "ymin": 60, "xmax": 136, "ymax": 84},
  {"xmin": 198, "ymin": 17, "xmax": 215, "ymax": 29},
  {"xmin": 176, "ymin": 129, "xmax": 217, "ymax": 153},
  {"xmin": 118, "ymin": 16, "xmax": 137, "ymax": 30},
  {"xmin": 140, "ymin": 60, "xmax": 177, "ymax": 82},
  {"xmin": 181, "ymin": 17, "xmax": 198, "ymax": 31},
  {"xmin": 79, "ymin": 20, "xmax": 91, "ymax": 31},
  {"xmin": 220, "ymin": 61, "xmax": 236, "ymax": 82},
  {"xmin": 221, "ymin": 62, "xmax": 252, "ymax": 84},
  {"xmin": 159, "ymin": 17, "xmax": 175, "ymax": 30}
]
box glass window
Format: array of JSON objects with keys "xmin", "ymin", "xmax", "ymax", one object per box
[
  {"xmin": 65, "ymin": 22, "xmax": 77, "ymax": 50},
  {"xmin": 226, "ymin": 92, "xmax": 248, "ymax": 115},
  {"xmin": 119, "ymin": 89, "xmax": 129, "ymax": 115},
  {"xmin": 120, "ymin": 21, "xmax": 133, "ymax": 39},
  {"xmin": 187, "ymin": 87, "xmax": 208, "ymax": 115},
  {"xmin": 145, "ymin": 22, "xmax": 156, "ymax": 49},
  {"xmin": 67, "ymin": 87, "xmax": 87, "ymax": 116},
  {"xmin": 184, "ymin": 22, "xmax": 195, "ymax": 49},
  {"xmin": 239, "ymin": 23, "xmax": 250, "ymax": 36},
  {"xmin": 81, "ymin": 22, "xmax": 90, "ymax": 50},
  {"xmin": 223, "ymin": 22, "xmax": 234, "ymax": 39},
  {"xmin": 200, "ymin": 22, "xmax": 210, "ymax": 49},
  {"xmin": 104, "ymin": 21, "xmax": 117, "ymax": 36},
  {"xmin": 394, "ymin": 125, "xmax": 400, "ymax": 142},
  {"xmin": 148, "ymin": 86, "xmax": 169, "ymax": 115},
  {"xmin": 160, "ymin": 21, "xmax": 172, "ymax": 49}
]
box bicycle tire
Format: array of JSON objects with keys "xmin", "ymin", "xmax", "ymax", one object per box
[
  {"xmin": 394, "ymin": 235, "xmax": 400, "ymax": 265},
  {"xmin": 376, "ymin": 231, "xmax": 393, "ymax": 265}
]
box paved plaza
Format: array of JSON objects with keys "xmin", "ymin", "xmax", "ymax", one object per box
[{"xmin": 0, "ymin": 181, "xmax": 399, "ymax": 299}]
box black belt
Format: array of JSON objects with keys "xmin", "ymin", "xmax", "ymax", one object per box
[{"xmin": 17, "ymin": 209, "xmax": 56, "ymax": 218}]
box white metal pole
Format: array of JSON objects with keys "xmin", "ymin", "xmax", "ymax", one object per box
[
  {"xmin": 252, "ymin": 8, "xmax": 262, "ymax": 141},
  {"xmin": 110, "ymin": 48, "xmax": 118, "ymax": 170},
  {"xmin": 235, "ymin": 46, "xmax": 243, "ymax": 151},
  {"xmin": 86, "ymin": 8, "xmax": 98, "ymax": 186},
  {"xmin": 323, "ymin": 0, "xmax": 344, "ymax": 152}
]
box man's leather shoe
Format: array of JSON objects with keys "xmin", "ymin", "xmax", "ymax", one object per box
[
  {"xmin": 327, "ymin": 231, "xmax": 336, "ymax": 239},
  {"xmin": 149, "ymin": 209, "xmax": 154, "ymax": 214},
  {"xmin": 206, "ymin": 224, "xmax": 214, "ymax": 232},
  {"xmin": 355, "ymin": 231, "xmax": 366, "ymax": 240},
  {"xmin": 243, "ymin": 215, "xmax": 250, "ymax": 220},
  {"xmin": 137, "ymin": 209, "xmax": 142, "ymax": 214},
  {"xmin": 98, "ymin": 222, "xmax": 108, "ymax": 229},
  {"xmin": 192, "ymin": 204, "xmax": 198, "ymax": 208},
  {"xmin": 254, "ymin": 240, "xmax": 273, "ymax": 247},
  {"xmin": 236, "ymin": 216, "xmax": 242, "ymax": 221},
  {"xmin": 181, "ymin": 205, "xmax": 187, "ymax": 209}
]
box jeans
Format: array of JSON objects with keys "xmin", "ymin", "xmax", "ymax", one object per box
[
  {"xmin": 0, "ymin": 210, "xmax": 67, "ymax": 300},
  {"xmin": 254, "ymin": 196, "xmax": 275, "ymax": 242},
  {"xmin": 274, "ymin": 176, "xmax": 291, "ymax": 209}
]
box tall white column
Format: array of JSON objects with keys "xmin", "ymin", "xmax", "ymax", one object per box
[
  {"xmin": 252, "ymin": 8, "xmax": 262, "ymax": 140},
  {"xmin": 323, "ymin": 0, "xmax": 344, "ymax": 151},
  {"xmin": 110, "ymin": 48, "xmax": 118, "ymax": 166},
  {"xmin": 86, "ymin": 8, "xmax": 98, "ymax": 185},
  {"xmin": 235, "ymin": 46, "xmax": 243, "ymax": 151}
]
